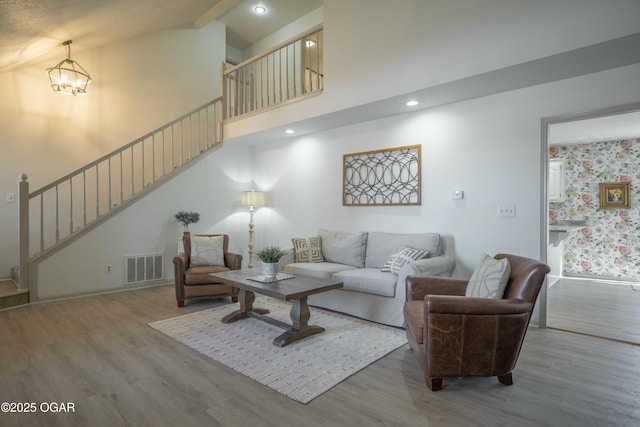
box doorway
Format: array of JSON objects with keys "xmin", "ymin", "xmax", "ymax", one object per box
[{"xmin": 540, "ymin": 102, "xmax": 640, "ymax": 343}]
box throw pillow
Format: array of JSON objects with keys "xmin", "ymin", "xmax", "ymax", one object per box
[
  {"xmin": 465, "ymin": 254, "xmax": 511, "ymax": 299},
  {"xmin": 381, "ymin": 247, "xmax": 429, "ymax": 274},
  {"xmin": 190, "ymin": 235, "xmax": 225, "ymax": 267},
  {"xmin": 318, "ymin": 229, "xmax": 368, "ymax": 268},
  {"xmin": 291, "ymin": 236, "xmax": 324, "ymax": 263}
]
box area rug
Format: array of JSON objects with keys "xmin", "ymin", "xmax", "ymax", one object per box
[{"xmin": 149, "ymin": 297, "xmax": 407, "ymax": 404}]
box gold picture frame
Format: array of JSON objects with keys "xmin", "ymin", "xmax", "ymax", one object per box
[{"xmin": 599, "ymin": 182, "xmax": 630, "ymax": 209}]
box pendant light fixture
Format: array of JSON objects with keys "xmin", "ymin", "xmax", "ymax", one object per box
[{"xmin": 47, "ymin": 40, "xmax": 91, "ymax": 96}]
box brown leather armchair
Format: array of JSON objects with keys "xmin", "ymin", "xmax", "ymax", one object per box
[
  {"xmin": 403, "ymin": 253, "xmax": 550, "ymax": 391},
  {"xmin": 173, "ymin": 234, "xmax": 242, "ymax": 307}
]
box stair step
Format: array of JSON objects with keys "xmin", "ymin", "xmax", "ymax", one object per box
[{"xmin": 0, "ymin": 280, "xmax": 29, "ymax": 310}]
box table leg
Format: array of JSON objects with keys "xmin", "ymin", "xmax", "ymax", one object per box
[
  {"xmin": 272, "ymin": 296, "xmax": 324, "ymax": 347},
  {"xmin": 221, "ymin": 289, "xmax": 268, "ymax": 323}
]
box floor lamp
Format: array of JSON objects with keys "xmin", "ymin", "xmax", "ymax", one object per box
[{"xmin": 241, "ymin": 190, "xmax": 266, "ymax": 268}]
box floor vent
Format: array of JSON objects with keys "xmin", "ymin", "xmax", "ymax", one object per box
[{"xmin": 124, "ymin": 253, "xmax": 163, "ymax": 284}]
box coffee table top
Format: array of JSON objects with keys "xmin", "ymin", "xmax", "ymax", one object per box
[{"xmin": 210, "ymin": 269, "xmax": 343, "ymax": 301}]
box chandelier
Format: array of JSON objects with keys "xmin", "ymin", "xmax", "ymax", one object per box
[{"xmin": 47, "ymin": 40, "xmax": 91, "ymax": 96}]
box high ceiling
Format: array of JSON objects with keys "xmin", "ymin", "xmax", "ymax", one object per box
[{"xmin": 0, "ymin": 0, "xmax": 322, "ymax": 74}]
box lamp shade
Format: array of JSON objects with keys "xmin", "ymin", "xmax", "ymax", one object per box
[{"xmin": 242, "ymin": 190, "xmax": 266, "ymax": 207}]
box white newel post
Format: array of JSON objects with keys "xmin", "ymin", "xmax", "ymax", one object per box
[{"xmin": 18, "ymin": 173, "xmax": 30, "ymax": 291}]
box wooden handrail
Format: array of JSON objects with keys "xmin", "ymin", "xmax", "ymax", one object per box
[{"xmin": 19, "ymin": 98, "xmax": 224, "ymax": 290}]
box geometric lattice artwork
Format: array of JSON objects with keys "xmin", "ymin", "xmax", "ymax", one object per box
[{"xmin": 343, "ymin": 145, "xmax": 421, "ymax": 206}]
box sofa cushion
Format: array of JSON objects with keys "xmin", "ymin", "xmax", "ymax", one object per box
[
  {"xmin": 291, "ymin": 236, "xmax": 324, "ymax": 263},
  {"xmin": 284, "ymin": 262, "xmax": 356, "ymax": 280},
  {"xmin": 190, "ymin": 235, "xmax": 224, "ymax": 267},
  {"xmin": 318, "ymin": 229, "xmax": 368, "ymax": 268},
  {"xmin": 365, "ymin": 232, "xmax": 442, "ymax": 268},
  {"xmin": 382, "ymin": 247, "xmax": 429, "ymax": 274},
  {"xmin": 333, "ymin": 268, "xmax": 397, "ymax": 297},
  {"xmin": 465, "ymin": 254, "xmax": 511, "ymax": 299}
]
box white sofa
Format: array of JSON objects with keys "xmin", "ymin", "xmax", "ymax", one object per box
[{"xmin": 280, "ymin": 229, "xmax": 455, "ymax": 327}]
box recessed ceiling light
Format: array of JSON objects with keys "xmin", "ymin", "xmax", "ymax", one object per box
[
  {"xmin": 406, "ymin": 100, "xmax": 419, "ymax": 107},
  {"xmin": 285, "ymin": 129, "xmax": 295, "ymax": 134},
  {"xmin": 254, "ymin": 5, "xmax": 267, "ymax": 14},
  {"xmin": 305, "ymin": 40, "xmax": 316, "ymax": 48}
]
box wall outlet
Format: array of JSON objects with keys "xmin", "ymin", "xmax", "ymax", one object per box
[
  {"xmin": 106, "ymin": 264, "xmax": 112, "ymax": 273},
  {"xmin": 6, "ymin": 193, "xmax": 15, "ymax": 203},
  {"xmin": 498, "ymin": 204, "xmax": 516, "ymax": 217}
]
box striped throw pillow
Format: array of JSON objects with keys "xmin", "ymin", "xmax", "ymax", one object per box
[{"xmin": 382, "ymin": 247, "xmax": 429, "ymax": 274}]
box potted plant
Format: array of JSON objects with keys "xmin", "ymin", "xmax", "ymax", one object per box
[
  {"xmin": 256, "ymin": 246, "xmax": 287, "ymax": 278},
  {"xmin": 174, "ymin": 211, "xmax": 200, "ymax": 234}
]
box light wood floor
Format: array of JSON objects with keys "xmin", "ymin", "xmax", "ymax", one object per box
[
  {"xmin": 549, "ymin": 278, "xmax": 640, "ymax": 344},
  {"xmin": 1, "ymin": 284, "xmax": 639, "ymax": 427}
]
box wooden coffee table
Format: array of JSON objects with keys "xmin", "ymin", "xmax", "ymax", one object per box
[{"xmin": 209, "ymin": 269, "xmax": 343, "ymax": 347}]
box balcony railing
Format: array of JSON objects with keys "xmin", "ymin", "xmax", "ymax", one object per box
[
  {"xmin": 222, "ymin": 25, "xmax": 323, "ymax": 120},
  {"xmin": 19, "ymin": 99, "xmax": 223, "ymax": 289}
]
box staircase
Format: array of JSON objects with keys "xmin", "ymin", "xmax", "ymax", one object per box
[
  {"xmin": 17, "ymin": 98, "xmax": 224, "ymax": 307},
  {"xmin": 14, "ymin": 26, "xmax": 324, "ymax": 308},
  {"xmin": 0, "ymin": 280, "xmax": 29, "ymax": 310}
]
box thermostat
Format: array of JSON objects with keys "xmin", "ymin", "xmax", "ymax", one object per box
[{"xmin": 452, "ymin": 189, "xmax": 464, "ymax": 200}]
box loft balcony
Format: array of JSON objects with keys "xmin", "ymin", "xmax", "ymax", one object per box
[{"xmin": 222, "ymin": 25, "xmax": 323, "ymax": 121}]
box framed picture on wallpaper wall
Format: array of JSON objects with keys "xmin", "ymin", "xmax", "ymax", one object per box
[
  {"xmin": 343, "ymin": 145, "xmax": 421, "ymax": 206},
  {"xmin": 599, "ymin": 182, "xmax": 630, "ymax": 209}
]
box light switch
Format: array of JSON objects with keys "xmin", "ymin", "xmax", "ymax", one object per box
[
  {"xmin": 6, "ymin": 193, "xmax": 15, "ymax": 203},
  {"xmin": 452, "ymin": 189, "xmax": 464, "ymax": 200}
]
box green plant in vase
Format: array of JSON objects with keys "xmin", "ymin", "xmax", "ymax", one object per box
[
  {"xmin": 256, "ymin": 246, "xmax": 287, "ymax": 278},
  {"xmin": 174, "ymin": 211, "xmax": 200, "ymax": 233}
]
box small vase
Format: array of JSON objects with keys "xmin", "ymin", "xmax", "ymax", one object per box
[{"xmin": 261, "ymin": 262, "xmax": 278, "ymax": 278}]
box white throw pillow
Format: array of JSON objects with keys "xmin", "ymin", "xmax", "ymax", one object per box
[
  {"xmin": 381, "ymin": 247, "xmax": 429, "ymax": 275},
  {"xmin": 465, "ymin": 254, "xmax": 511, "ymax": 299},
  {"xmin": 190, "ymin": 235, "xmax": 225, "ymax": 267}
]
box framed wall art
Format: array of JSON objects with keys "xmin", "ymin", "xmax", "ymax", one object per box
[
  {"xmin": 599, "ymin": 181, "xmax": 630, "ymax": 209},
  {"xmin": 343, "ymin": 144, "xmax": 421, "ymax": 206}
]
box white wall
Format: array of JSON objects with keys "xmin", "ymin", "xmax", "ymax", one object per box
[
  {"xmin": 0, "ymin": 21, "xmax": 226, "ymax": 278},
  {"xmin": 245, "ymin": 63, "xmax": 640, "ymax": 323},
  {"xmin": 250, "ymin": 64, "xmax": 640, "ymax": 274},
  {"xmin": 5, "ymin": 0, "xmax": 640, "ymax": 307},
  {"xmin": 242, "ymin": 7, "xmax": 323, "ymax": 60},
  {"xmin": 35, "ymin": 142, "xmax": 253, "ymax": 300},
  {"xmin": 225, "ymin": 0, "xmax": 640, "ymax": 140}
]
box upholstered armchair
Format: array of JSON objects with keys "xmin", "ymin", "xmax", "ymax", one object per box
[
  {"xmin": 173, "ymin": 234, "xmax": 242, "ymax": 307},
  {"xmin": 403, "ymin": 253, "xmax": 550, "ymax": 391}
]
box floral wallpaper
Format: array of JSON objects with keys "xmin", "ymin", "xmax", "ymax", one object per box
[{"xmin": 549, "ymin": 138, "xmax": 639, "ymax": 280}]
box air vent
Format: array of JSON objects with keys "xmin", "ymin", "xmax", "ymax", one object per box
[{"xmin": 124, "ymin": 253, "xmax": 163, "ymax": 285}]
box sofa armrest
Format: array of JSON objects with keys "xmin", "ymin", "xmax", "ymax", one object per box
[
  {"xmin": 412, "ymin": 255, "xmax": 455, "ymax": 276},
  {"xmin": 426, "ymin": 295, "xmax": 533, "ymax": 316},
  {"xmin": 173, "ymin": 254, "xmax": 188, "ymax": 273},
  {"xmin": 224, "ymin": 252, "xmax": 243, "ymax": 270},
  {"xmin": 396, "ymin": 255, "xmax": 456, "ymax": 299},
  {"xmin": 405, "ymin": 276, "xmax": 468, "ymax": 300},
  {"xmin": 278, "ymin": 248, "xmax": 295, "ymax": 271},
  {"xmin": 173, "ymin": 254, "xmax": 189, "ymax": 301}
]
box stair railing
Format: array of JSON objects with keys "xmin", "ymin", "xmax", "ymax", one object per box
[
  {"xmin": 223, "ymin": 25, "xmax": 323, "ymax": 120},
  {"xmin": 18, "ymin": 98, "xmax": 223, "ymax": 290}
]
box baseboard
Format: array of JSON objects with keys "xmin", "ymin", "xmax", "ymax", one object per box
[
  {"xmin": 547, "ymin": 275, "xmax": 561, "ymax": 288},
  {"xmin": 30, "ymin": 281, "xmax": 172, "ymax": 306},
  {"xmin": 561, "ymin": 272, "xmax": 639, "ymax": 284}
]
